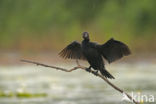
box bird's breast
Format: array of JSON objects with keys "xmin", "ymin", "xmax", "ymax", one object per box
[
  {"xmin": 81, "ymin": 41, "xmax": 100, "ymax": 59},
  {"xmin": 82, "ymin": 47, "xmax": 99, "ymax": 58}
]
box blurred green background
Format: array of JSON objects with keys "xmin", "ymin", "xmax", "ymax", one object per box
[{"xmin": 0, "ymin": 0, "xmax": 156, "ymax": 52}]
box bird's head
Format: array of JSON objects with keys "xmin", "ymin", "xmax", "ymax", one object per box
[{"xmin": 82, "ymin": 32, "xmax": 89, "ymax": 40}]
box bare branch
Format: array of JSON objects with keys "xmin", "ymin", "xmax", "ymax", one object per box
[
  {"xmin": 21, "ymin": 59, "xmax": 139, "ymax": 104},
  {"xmin": 21, "ymin": 59, "xmax": 81, "ymax": 72}
]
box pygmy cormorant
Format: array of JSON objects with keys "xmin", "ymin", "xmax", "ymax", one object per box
[{"xmin": 59, "ymin": 32, "xmax": 131, "ymax": 79}]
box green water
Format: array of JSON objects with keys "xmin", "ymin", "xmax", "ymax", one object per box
[{"xmin": 0, "ymin": 62, "xmax": 155, "ymax": 104}]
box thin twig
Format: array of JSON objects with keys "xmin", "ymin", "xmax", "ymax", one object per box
[
  {"xmin": 21, "ymin": 59, "xmax": 80, "ymax": 72},
  {"xmin": 21, "ymin": 59, "xmax": 139, "ymax": 104}
]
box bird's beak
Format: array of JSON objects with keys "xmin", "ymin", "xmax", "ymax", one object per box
[{"xmin": 84, "ymin": 34, "xmax": 88, "ymax": 38}]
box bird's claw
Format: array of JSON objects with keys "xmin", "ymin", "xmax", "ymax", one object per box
[
  {"xmin": 93, "ymin": 71, "xmax": 98, "ymax": 76},
  {"xmin": 85, "ymin": 68, "xmax": 91, "ymax": 72}
]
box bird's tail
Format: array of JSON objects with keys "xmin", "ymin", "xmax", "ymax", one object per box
[{"xmin": 99, "ymin": 69, "xmax": 115, "ymax": 79}]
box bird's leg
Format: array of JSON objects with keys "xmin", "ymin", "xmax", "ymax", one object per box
[
  {"xmin": 93, "ymin": 70, "xmax": 98, "ymax": 76},
  {"xmin": 85, "ymin": 66, "xmax": 92, "ymax": 73}
]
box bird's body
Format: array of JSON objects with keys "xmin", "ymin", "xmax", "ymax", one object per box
[
  {"xmin": 81, "ymin": 37, "xmax": 115, "ymax": 79},
  {"xmin": 82, "ymin": 39, "xmax": 102, "ymax": 69},
  {"xmin": 59, "ymin": 32, "xmax": 131, "ymax": 79}
]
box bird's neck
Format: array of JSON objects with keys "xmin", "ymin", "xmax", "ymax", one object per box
[{"xmin": 83, "ymin": 38, "xmax": 90, "ymax": 42}]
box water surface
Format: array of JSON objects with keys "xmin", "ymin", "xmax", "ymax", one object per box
[{"xmin": 0, "ymin": 62, "xmax": 155, "ymax": 104}]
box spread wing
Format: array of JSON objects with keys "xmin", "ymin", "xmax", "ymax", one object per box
[
  {"xmin": 59, "ymin": 41, "xmax": 86, "ymax": 60},
  {"xmin": 98, "ymin": 38, "xmax": 131, "ymax": 63}
]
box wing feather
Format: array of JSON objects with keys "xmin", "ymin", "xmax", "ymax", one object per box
[
  {"xmin": 59, "ymin": 41, "xmax": 85, "ymax": 60},
  {"xmin": 98, "ymin": 38, "xmax": 131, "ymax": 63}
]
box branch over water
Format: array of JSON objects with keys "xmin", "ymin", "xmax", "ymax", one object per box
[{"xmin": 21, "ymin": 59, "xmax": 139, "ymax": 104}]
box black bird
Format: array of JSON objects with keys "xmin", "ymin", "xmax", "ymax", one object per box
[{"xmin": 59, "ymin": 32, "xmax": 131, "ymax": 79}]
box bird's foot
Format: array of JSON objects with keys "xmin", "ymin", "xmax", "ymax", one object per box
[
  {"xmin": 92, "ymin": 70, "xmax": 98, "ymax": 76},
  {"xmin": 85, "ymin": 68, "xmax": 91, "ymax": 73}
]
